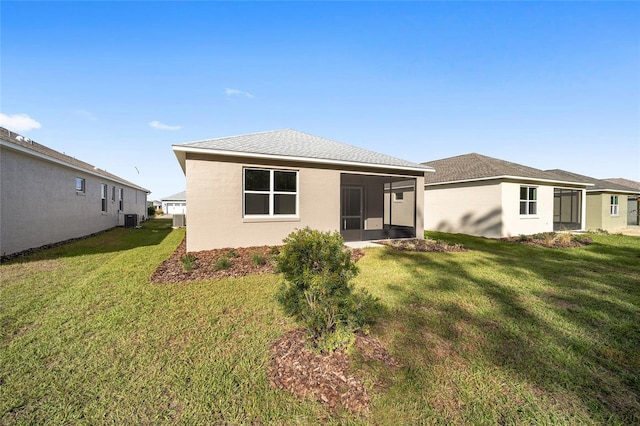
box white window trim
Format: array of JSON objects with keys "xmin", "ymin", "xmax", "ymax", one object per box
[
  {"xmin": 76, "ymin": 177, "xmax": 86, "ymax": 194},
  {"xmin": 520, "ymin": 186, "xmax": 538, "ymax": 217},
  {"xmin": 243, "ymin": 168, "xmax": 299, "ymax": 219},
  {"xmin": 101, "ymin": 183, "xmax": 108, "ymax": 213},
  {"xmin": 393, "ymin": 191, "xmax": 404, "ymax": 203},
  {"xmin": 610, "ymin": 195, "xmax": 619, "ymax": 216},
  {"xmin": 118, "ymin": 188, "xmax": 124, "ymax": 212}
]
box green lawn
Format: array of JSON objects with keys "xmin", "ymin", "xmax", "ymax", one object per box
[{"xmin": 1, "ymin": 220, "xmax": 639, "ymax": 424}]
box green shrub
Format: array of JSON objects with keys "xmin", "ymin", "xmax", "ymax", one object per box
[
  {"xmin": 147, "ymin": 205, "xmax": 156, "ymax": 217},
  {"xmin": 275, "ymin": 227, "xmax": 380, "ymax": 352},
  {"xmin": 215, "ymin": 256, "xmax": 231, "ymax": 271},
  {"xmin": 180, "ymin": 253, "xmax": 197, "ymax": 272},
  {"xmin": 251, "ymin": 252, "xmax": 266, "ymax": 266}
]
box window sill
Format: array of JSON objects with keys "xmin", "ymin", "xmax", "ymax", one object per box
[
  {"xmin": 519, "ymin": 215, "xmax": 540, "ymax": 219},
  {"xmin": 76, "ymin": 192, "xmax": 86, "ymax": 196},
  {"xmin": 243, "ymin": 216, "xmax": 300, "ymax": 223}
]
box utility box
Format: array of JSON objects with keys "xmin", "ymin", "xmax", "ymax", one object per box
[
  {"xmin": 173, "ymin": 214, "xmax": 186, "ymax": 228},
  {"xmin": 124, "ymin": 214, "xmax": 138, "ymax": 228}
]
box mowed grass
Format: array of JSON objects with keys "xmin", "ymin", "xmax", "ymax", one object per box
[{"xmin": 1, "ymin": 221, "xmax": 639, "ymax": 424}]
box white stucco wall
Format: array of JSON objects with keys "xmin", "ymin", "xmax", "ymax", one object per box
[
  {"xmin": 424, "ymin": 180, "xmax": 566, "ymax": 238},
  {"xmin": 162, "ymin": 201, "xmax": 186, "ymax": 215},
  {"xmin": 501, "ymin": 181, "xmax": 554, "ymax": 237},
  {"xmin": 424, "ymin": 180, "xmax": 504, "ymax": 238},
  {"xmin": 1, "ymin": 146, "xmax": 148, "ymax": 256}
]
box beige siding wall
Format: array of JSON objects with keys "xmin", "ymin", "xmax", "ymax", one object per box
[
  {"xmin": 424, "ymin": 180, "xmax": 503, "ymax": 238},
  {"xmin": 1, "ymin": 147, "xmax": 147, "ymax": 256},
  {"xmin": 501, "ymin": 182, "xmax": 554, "ymax": 237},
  {"xmin": 586, "ymin": 193, "xmax": 628, "ymax": 231}
]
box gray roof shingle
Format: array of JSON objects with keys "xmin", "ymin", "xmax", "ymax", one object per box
[
  {"xmin": 173, "ymin": 129, "xmax": 433, "ymax": 172},
  {"xmin": 421, "ymin": 153, "xmax": 586, "ymax": 185},
  {"xmin": 162, "ymin": 191, "xmax": 186, "ymax": 201},
  {"xmin": 0, "ymin": 127, "xmax": 149, "ymax": 192},
  {"xmin": 602, "ymin": 178, "xmax": 640, "ymax": 192},
  {"xmin": 548, "ymin": 170, "xmax": 640, "ymax": 194}
]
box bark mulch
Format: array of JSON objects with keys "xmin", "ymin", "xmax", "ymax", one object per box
[
  {"xmin": 501, "ymin": 234, "xmax": 593, "ymax": 248},
  {"xmin": 268, "ymin": 329, "xmax": 398, "ymax": 415},
  {"xmin": 151, "ymin": 239, "xmax": 364, "ymax": 283},
  {"xmin": 377, "ymin": 238, "xmax": 468, "ymax": 252}
]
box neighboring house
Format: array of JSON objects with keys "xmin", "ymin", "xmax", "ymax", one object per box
[
  {"xmin": 0, "ymin": 127, "xmax": 149, "ymax": 257},
  {"xmin": 421, "ymin": 153, "xmax": 591, "ymax": 238},
  {"xmin": 549, "ymin": 171, "xmax": 640, "ymax": 231},
  {"xmin": 172, "ymin": 129, "xmax": 433, "ymax": 251},
  {"xmin": 603, "ymin": 178, "xmax": 640, "ymax": 226},
  {"xmin": 161, "ymin": 191, "xmax": 187, "ymax": 215}
]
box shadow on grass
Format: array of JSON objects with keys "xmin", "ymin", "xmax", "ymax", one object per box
[
  {"xmin": 379, "ymin": 232, "xmax": 640, "ymax": 423},
  {"xmin": 1, "ymin": 219, "xmax": 175, "ymax": 264}
]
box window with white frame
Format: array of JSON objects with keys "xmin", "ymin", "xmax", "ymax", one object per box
[
  {"xmin": 243, "ymin": 168, "xmax": 298, "ymax": 217},
  {"xmin": 76, "ymin": 177, "xmax": 85, "ymax": 193},
  {"xmin": 119, "ymin": 188, "xmax": 124, "ymax": 211},
  {"xmin": 393, "ymin": 191, "xmax": 404, "ymax": 202},
  {"xmin": 610, "ymin": 195, "xmax": 619, "ymax": 216},
  {"xmin": 111, "ymin": 186, "xmax": 116, "ymax": 202},
  {"xmin": 101, "ymin": 184, "xmax": 108, "ymax": 212},
  {"xmin": 520, "ymin": 186, "xmax": 537, "ymax": 215}
]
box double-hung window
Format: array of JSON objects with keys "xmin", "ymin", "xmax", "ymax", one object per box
[
  {"xmin": 610, "ymin": 195, "xmax": 619, "ymax": 216},
  {"xmin": 76, "ymin": 177, "xmax": 85, "ymax": 193},
  {"xmin": 243, "ymin": 168, "xmax": 298, "ymax": 217},
  {"xmin": 118, "ymin": 188, "xmax": 124, "ymax": 211},
  {"xmin": 101, "ymin": 184, "xmax": 108, "ymax": 212},
  {"xmin": 520, "ymin": 186, "xmax": 537, "ymax": 215}
]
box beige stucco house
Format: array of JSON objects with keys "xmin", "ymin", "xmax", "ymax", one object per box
[
  {"xmin": 172, "ymin": 129, "xmax": 433, "ymax": 251},
  {"xmin": 0, "ymin": 127, "xmax": 149, "ymax": 257},
  {"xmin": 549, "ymin": 170, "xmax": 639, "ymax": 231},
  {"xmin": 603, "ymin": 178, "xmax": 640, "ymax": 226},
  {"xmin": 421, "ymin": 153, "xmax": 591, "ymax": 238}
]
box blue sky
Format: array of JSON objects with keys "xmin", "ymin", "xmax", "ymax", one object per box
[{"xmin": 2, "ymin": 1, "xmax": 639, "ymax": 199}]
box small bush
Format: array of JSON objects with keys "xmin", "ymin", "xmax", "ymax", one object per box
[
  {"xmin": 543, "ymin": 233, "xmax": 557, "ymax": 247},
  {"xmin": 147, "ymin": 205, "xmax": 156, "ymax": 217},
  {"xmin": 215, "ymin": 256, "xmax": 231, "ymax": 271},
  {"xmin": 252, "ymin": 252, "xmax": 266, "ymax": 266},
  {"xmin": 180, "ymin": 253, "xmax": 197, "ymax": 272},
  {"xmin": 227, "ymin": 249, "xmax": 239, "ymax": 258},
  {"xmin": 275, "ymin": 227, "xmax": 380, "ymax": 352},
  {"xmin": 556, "ymin": 232, "xmax": 573, "ymax": 246}
]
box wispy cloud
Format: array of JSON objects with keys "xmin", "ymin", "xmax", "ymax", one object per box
[
  {"xmin": 0, "ymin": 113, "xmax": 42, "ymax": 132},
  {"xmin": 73, "ymin": 109, "xmax": 97, "ymax": 121},
  {"xmin": 149, "ymin": 120, "xmax": 182, "ymax": 131},
  {"xmin": 225, "ymin": 88, "xmax": 254, "ymax": 98}
]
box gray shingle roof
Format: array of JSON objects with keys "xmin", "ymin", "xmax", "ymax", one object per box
[
  {"xmin": 173, "ymin": 129, "xmax": 433, "ymax": 172},
  {"xmin": 421, "ymin": 153, "xmax": 589, "ymax": 186},
  {"xmin": 162, "ymin": 191, "xmax": 186, "ymax": 201},
  {"xmin": 0, "ymin": 127, "xmax": 149, "ymax": 192},
  {"xmin": 603, "ymin": 178, "xmax": 640, "ymax": 191},
  {"xmin": 548, "ymin": 170, "xmax": 640, "ymax": 194}
]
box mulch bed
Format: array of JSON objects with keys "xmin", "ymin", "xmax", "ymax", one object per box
[
  {"xmin": 150, "ymin": 240, "xmax": 277, "ymax": 283},
  {"xmin": 151, "ymin": 238, "xmax": 364, "ymax": 283},
  {"xmin": 501, "ymin": 234, "xmax": 593, "ymax": 248},
  {"xmin": 268, "ymin": 329, "xmax": 398, "ymax": 415},
  {"xmin": 377, "ymin": 238, "xmax": 468, "ymax": 252}
]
